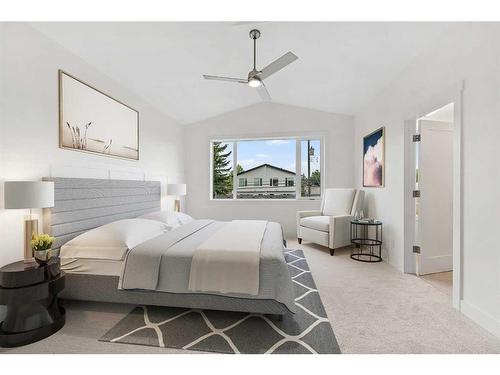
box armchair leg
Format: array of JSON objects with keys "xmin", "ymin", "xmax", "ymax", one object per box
[
  {"xmin": 298, "ymin": 238, "xmax": 302, "ymax": 244},
  {"xmin": 329, "ymin": 248, "xmax": 335, "ymax": 256}
]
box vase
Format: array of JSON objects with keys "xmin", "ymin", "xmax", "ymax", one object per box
[{"xmin": 34, "ymin": 248, "xmax": 60, "ymax": 265}]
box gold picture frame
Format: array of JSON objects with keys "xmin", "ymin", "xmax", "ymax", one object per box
[{"xmin": 58, "ymin": 70, "xmax": 140, "ymax": 161}]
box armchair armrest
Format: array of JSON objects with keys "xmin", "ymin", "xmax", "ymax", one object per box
[
  {"xmin": 328, "ymin": 214, "xmax": 354, "ymax": 249},
  {"xmin": 328, "ymin": 214, "xmax": 353, "ymax": 222},
  {"xmin": 296, "ymin": 210, "xmax": 322, "ymax": 238},
  {"xmin": 297, "ymin": 210, "xmax": 322, "ymax": 219}
]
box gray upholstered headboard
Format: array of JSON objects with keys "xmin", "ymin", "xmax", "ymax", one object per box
[{"xmin": 42, "ymin": 177, "xmax": 161, "ymax": 249}]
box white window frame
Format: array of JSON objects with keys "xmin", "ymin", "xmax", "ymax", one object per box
[{"xmin": 209, "ymin": 136, "xmax": 325, "ymax": 201}]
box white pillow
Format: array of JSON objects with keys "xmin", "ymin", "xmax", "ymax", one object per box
[
  {"xmin": 139, "ymin": 211, "xmax": 181, "ymax": 227},
  {"xmin": 175, "ymin": 212, "xmax": 195, "ymax": 225},
  {"xmin": 61, "ymin": 218, "xmax": 169, "ymax": 260},
  {"xmin": 139, "ymin": 211, "xmax": 194, "ymax": 226}
]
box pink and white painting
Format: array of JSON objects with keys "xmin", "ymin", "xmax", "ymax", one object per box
[{"xmin": 363, "ymin": 127, "xmax": 385, "ymax": 187}]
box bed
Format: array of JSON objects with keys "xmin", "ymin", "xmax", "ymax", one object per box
[{"xmin": 42, "ymin": 177, "xmax": 295, "ymax": 316}]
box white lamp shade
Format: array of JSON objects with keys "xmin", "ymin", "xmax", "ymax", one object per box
[
  {"xmin": 4, "ymin": 181, "xmax": 54, "ymax": 209},
  {"xmin": 167, "ymin": 183, "xmax": 186, "ymax": 196}
]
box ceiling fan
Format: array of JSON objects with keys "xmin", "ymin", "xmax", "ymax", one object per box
[{"xmin": 203, "ymin": 29, "xmax": 298, "ymax": 101}]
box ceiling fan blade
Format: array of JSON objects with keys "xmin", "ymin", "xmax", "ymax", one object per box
[
  {"xmin": 203, "ymin": 75, "xmax": 248, "ymax": 84},
  {"xmin": 259, "ymin": 52, "xmax": 298, "ymax": 80},
  {"xmin": 257, "ymin": 82, "xmax": 271, "ymax": 101}
]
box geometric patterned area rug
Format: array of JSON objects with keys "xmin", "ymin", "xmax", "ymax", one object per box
[{"xmin": 99, "ymin": 249, "xmax": 341, "ymax": 354}]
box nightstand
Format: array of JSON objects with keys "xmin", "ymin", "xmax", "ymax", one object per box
[{"xmin": 0, "ymin": 257, "xmax": 66, "ymax": 347}]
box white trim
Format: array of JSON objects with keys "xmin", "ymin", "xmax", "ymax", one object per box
[
  {"xmin": 452, "ymin": 84, "xmax": 464, "ymax": 311},
  {"xmin": 403, "ymin": 118, "xmax": 417, "ymax": 274},
  {"xmin": 209, "ymin": 132, "xmax": 327, "ymax": 143},
  {"xmin": 461, "ymin": 299, "xmax": 500, "ymax": 339},
  {"xmin": 206, "ymin": 198, "xmax": 321, "ymax": 204},
  {"xmin": 209, "ymin": 141, "xmax": 214, "ymax": 200},
  {"xmin": 403, "ymin": 80, "xmax": 464, "ymax": 311},
  {"xmin": 320, "ymin": 137, "xmax": 325, "ymax": 198}
]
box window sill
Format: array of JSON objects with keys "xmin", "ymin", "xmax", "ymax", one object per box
[{"xmin": 208, "ymin": 198, "xmax": 321, "ymax": 203}]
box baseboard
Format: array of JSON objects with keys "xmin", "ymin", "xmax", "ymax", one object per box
[{"xmin": 461, "ymin": 299, "xmax": 500, "ymax": 339}]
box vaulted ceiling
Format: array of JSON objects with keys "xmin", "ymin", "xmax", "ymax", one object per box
[{"xmin": 31, "ymin": 22, "xmax": 452, "ymax": 124}]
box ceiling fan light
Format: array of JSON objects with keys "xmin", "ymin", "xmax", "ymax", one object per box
[{"xmin": 248, "ymin": 77, "xmax": 262, "ymax": 88}]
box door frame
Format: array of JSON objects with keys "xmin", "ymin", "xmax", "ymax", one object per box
[{"xmin": 403, "ymin": 80, "xmax": 464, "ymax": 310}]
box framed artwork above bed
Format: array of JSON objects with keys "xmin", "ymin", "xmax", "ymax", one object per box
[
  {"xmin": 363, "ymin": 126, "xmax": 385, "ymax": 188},
  {"xmin": 58, "ymin": 70, "xmax": 139, "ymax": 160}
]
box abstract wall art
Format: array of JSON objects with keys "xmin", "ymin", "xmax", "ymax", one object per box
[{"xmin": 363, "ymin": 126, "xmax": 385, "ymax": 187}]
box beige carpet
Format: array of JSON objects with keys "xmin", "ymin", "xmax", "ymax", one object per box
[
  {"xmin": 421, "ymin": 271, "xmax": 453, "ymax": 299},
  {"xmin": 290, "ymin": 239, "xmax": 500, "ymax": 353},
  {"xmin": 1, "ymin": 240, "xmax": 499, "ymax": 354}
]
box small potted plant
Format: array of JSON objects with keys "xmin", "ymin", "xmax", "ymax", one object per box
[{"xmin": 31, "ymin": 233, "xmax": 58, "ymax": 264}]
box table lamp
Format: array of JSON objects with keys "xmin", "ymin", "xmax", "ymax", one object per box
[
  {"xmin": 167, "ymin": 183, "xmax": 186, "ymax": 212},
  {"xmin": 3, "ymin": 181, "xmax": 55, "ymax": 263}
]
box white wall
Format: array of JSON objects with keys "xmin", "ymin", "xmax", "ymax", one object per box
[
  {"xmin": 184, "ymin": 102, "xmax": 355, "ymax": 236},
  {"xmin": 0, "ymin": 23, "xmax": 185, "ymax": 267},
  {"xmin": 353, "ymin": 23, "xmax": 500, "ymax": 337}
]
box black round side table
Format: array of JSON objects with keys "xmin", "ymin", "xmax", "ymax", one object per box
[
  {"xmin": 0, "ymin": 257, "xmax": 66, "ymax": 347},
  {"xmin": 350, "ymin": 220, "xmax": 383, "ymax": 263}
]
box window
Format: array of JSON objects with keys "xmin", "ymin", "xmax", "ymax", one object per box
[
  {"xmin": 300, "ymin": 139, "xmax": 321, "ymax": 198},
  {"xmin": 212, "ymin": 141, "xmax": 233, "ymax": 199},
  {"xmin": 211, "ymin": 137, "xmax": 322, "ymax": 200}
]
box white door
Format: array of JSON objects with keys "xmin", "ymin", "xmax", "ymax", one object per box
[{"xmin": 415, "ymin": 120, "xmax": 453, "ymax": 275}]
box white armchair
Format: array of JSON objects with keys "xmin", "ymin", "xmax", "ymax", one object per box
[{"xmin": 297, "ymin": 188, "xmax": 364, "ymax": 255}]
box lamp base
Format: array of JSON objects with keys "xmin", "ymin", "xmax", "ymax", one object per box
[
  {"xmin": 174, "ymin": 199, "xmax": 181, "ymax": 212},
  {"xmin": 24, "ymin": 218, "xmax": 38, "ymax": 263}
]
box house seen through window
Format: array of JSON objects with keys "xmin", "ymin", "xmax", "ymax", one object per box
[{"xmin": 211, "ymin": 138, "xmax": 322, "ymax": 200}]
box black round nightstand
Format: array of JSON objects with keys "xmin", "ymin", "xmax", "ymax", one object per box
[
  {"xmin": 350, "ymin": 220, "xmax": 383, "ymax": 263},
  {"xmin": 0, "ymin": 257, "xmax": 66, "ymax": 347}
]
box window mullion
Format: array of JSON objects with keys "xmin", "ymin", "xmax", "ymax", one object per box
[
  {"xmin": 209, "ymin": 141, "xmax": 213, "ymax": 200},
  {"xmin": 320, "ymin": 137, "xmax": 325, "ymax": 197},
  {"xmin": 295, "ymin": 139, "xmax": 301, "ymax": 200},
  {"xmin": 232, "ymin": 141, "xmax": 237, "ymax": 200}
]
